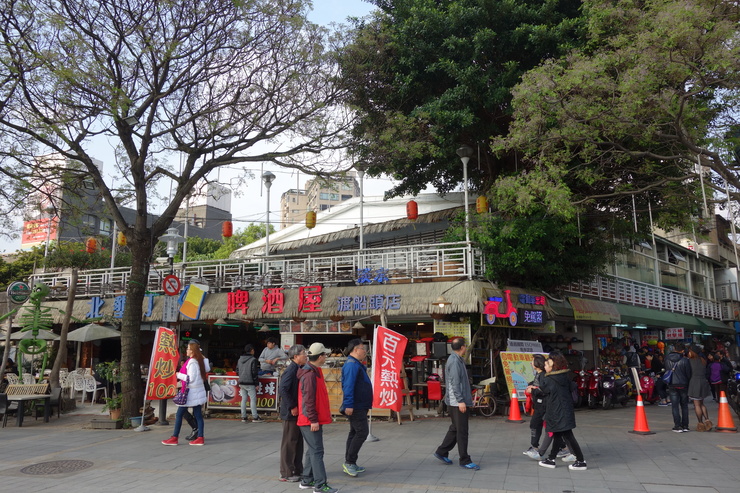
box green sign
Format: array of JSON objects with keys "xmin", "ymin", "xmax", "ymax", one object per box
[{"xmin": 7, "ymin": 281, "xmax": 31, "ymax": 304}]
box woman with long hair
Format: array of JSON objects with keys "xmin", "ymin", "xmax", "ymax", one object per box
[
  {"xmin": 162, "ymin": 341, "xmax": 208, "ymax": 446},
  {"xmin": 538, "ymin": 351, "xmax": 587, "ymax": 471},
  {"xmin": 686, "ymin": 346, "xmax": 712, "ymax": 431}
]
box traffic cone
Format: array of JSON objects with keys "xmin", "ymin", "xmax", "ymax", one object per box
[
  {"xmin": 714, "ymin": 391, "xmax": 738, "ymax": 433},
  {"xmin": 628, "ymin": 394, "xmax": 655, "ymax": 435},
  {"xmin": 506, "ymin": 391, "xmax": 524, "ymax": 423}
]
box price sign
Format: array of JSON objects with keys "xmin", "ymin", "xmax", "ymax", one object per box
[{"xmin": 162, "ymin": 275, "xmax": 181, "ymax": 296}]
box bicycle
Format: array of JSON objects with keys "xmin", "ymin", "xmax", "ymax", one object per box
[{"xmin": 471, "ymin": 377, "xmax": 497, "ymax": 417}]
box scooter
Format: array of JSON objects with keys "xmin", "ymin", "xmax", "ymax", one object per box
[
  {"xmin": 587, "ymin": 368, "xmax": 604, "ymax": 409},
  {"xmin": 726, "ymin": 370, "xmax": 740, "ymax": 419},
  {"xmin": 639, "ymin": 370, "xmax": 660, "ymax": 404},
  {"xmin": 611, "ymin": 368, "xmax": 631, "ymax": 407},
  {"xmin": 574, "ymin": 369, "xmax": 590, "ymax": 408}
]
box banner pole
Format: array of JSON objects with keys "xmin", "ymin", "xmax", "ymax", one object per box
[
  {"xmin": 365, "ymin": 325, "xmax": 379, "ymax": 442},
  {"xmin": 135, "ymin": 327, "xmax": 162, "ymax": 432}
]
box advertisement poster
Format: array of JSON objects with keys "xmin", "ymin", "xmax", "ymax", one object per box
[
  {"xmin": 207, "ymin": 375, "xmax": 279, "ymax": 411},
  {"xmin": 500, "ymin": 351, "xmax": 548, "ymax": 401},
  {"xmin": 144, "ymin": 327, "xmax": 179, "ymax": 400},
  {"xmin": 371, "ymin": 326, "xmax": 408, "ymax": 412}
]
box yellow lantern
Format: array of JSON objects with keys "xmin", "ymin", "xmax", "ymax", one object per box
[
  {"xmin": 476, "ymin": 195, "xmax": 488, "ymax": 214},
  {"xmin": 117, "ymin": 231, "xmax": 127, "ymax": 246},
  {"xmin": 306, "ymin": 210, "xmax": 316, "ymax": 229}
]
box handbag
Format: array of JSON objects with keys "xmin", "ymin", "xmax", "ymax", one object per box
[
  {"xmin": 661, "ymin": 367, "xmax": 674, "ymax": 384},
  {"xmin": 173, "ymin": 376, "xmax": 190, "ymax": 405},
  {"xmin": 203, "ymin": 377, "xmax": 211, "ymax": 393}
]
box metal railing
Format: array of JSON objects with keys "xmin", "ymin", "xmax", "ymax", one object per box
[
  {"xmin": 29, "ymin": 242, "xmax": 485, "ymax": 298},
  {"xmin": 566, "ymin": 276, "xmax": 723, "ymax": 320}
]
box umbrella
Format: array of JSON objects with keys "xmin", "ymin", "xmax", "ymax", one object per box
[
  {"xmin": 66, "ymin": 323, "xmax": 121, "ymax": 342},
  {"xmin": 10, "ymin": 330, "xmax": 60, "ymax": 341}
]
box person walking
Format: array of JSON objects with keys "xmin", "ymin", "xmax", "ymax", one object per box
[
  {"xmin": 538, "ymin": 351, "xmax": 587, "ymax": 471},
  {"xmin": 162, "ymin": 341, "xmax": 208, "ymax": 446},
  {"xmin": 237, "ymin": 344, "xmax": 264, "ymax": 423},
  {"xmin": 433, "ymin": 337, "xmax": 480, "ymax": 471},
  {"xmin": 665, "ymin": 342, "xmax": 692, "ymax": 433},
  {"xmin": 278, "ymin": 344, "xmax": 307, "ymax": 483},
  {"xmin": 687, "ymin": 346, "xmax": 712, "ymax": 431},
  {"xmin": 297, "ymin": 342, "xmax": 336, "ymax": 493},
  {"xmin": 341, "ymin": 338, "xmax": 372, "ymax": 477}
]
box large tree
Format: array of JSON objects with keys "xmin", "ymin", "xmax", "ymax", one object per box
[
  {"xmin": 494, "ymin": 0, "xmax": 740, "ymax": 227},
  {"xmin": 0, "ymin": 0, "xmax": 350, "ymax": 417},
  {"xmin": 340, "ymin": 0, "xmax": 585, "ymax": 197}
]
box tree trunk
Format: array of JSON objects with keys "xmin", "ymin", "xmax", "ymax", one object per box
[
  {"xmin": 120, "ymin": 239, "xmax": 152, "ymax": 419},
  {"xmin": 50, "ymin": 269, "xmax": 77, "ymax": 388}
]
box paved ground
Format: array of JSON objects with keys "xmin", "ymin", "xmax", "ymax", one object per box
[{"xmin": 1, "ymin": 398, "xmax": 739, "ymax": 493}]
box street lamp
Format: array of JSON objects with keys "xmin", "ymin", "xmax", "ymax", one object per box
[
  {"xmin": 354, "ymin": 162, "xmax": 367, "ymax": 250},
  {"xmin": 262, "ymin": 171, "xmax": 276, "ymax": 258},
  {"xmin": 159, "ymin": 227, "xmax": 186, "ymax": 273},
  {"xmin": 456, "ymin": 145, "xmax": 473, "ymax": 244}
]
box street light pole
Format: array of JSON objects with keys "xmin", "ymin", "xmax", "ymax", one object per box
[
  {"xmin": 262, "ymin": 171, "xmax": 276, "ymax": 258},
  {"xmin": 456, "ymin": 145, "xmax": 474, "ymax": 245},
  {"xmin": 355, "ymin": 164, "xmax": 366, "ymax": 250}
]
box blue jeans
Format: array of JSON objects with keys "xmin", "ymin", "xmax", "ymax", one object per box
[
  {"xmin": 240, "ymin": 384, "xmax": 258, "ymax": 419},
  {"xmin": 174, "ymin": 405, "xmax": 203, "ymax": 438},
  {"xmin": 300, "ymin": 425, "xmax": 327, "ymax": 488},
  {"xmin": 345, "ymin": 409, "xmax": 369, "ymax": 465},
  {"xmin": 668, "ymin": 386, "xmax": 689, "ymax": 429}
]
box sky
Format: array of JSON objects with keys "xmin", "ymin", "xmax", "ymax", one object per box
[{"xmin": 0, "ymin": 0, "xmax": 382, "ymax": 253}]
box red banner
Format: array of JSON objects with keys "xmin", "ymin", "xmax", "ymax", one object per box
[
  {"xmin": 145, "ymin": 327, "xmax": 179, "ymax": 400},
  {"xmin": 371, "ymin": 326, "xmax": 408, "ymax": 412}
]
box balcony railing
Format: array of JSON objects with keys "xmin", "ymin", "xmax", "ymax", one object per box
[
  {"xmin": 566, "ymin": 276, "xmax": 723, "ymax": 320},
  {"xmin": 29, "ymin": 242, "xmax": 485, "ymax": 298}
]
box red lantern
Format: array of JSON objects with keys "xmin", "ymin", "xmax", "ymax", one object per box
[
  {"xmin": 406, "ymin": 200, "xmax": 418, "ymax": 221},
  {"xmin": 117, "ymin": 231, "xmax": 127, "ymax": 246},
  {"xmin": 222, "ymin": 220, "xmax": 233, "ymax": 238},
  {"xmin": 306, "ymin": 211, "xmax": 316, "ymax": 229},
  {"xmin": 85, "ymin": 237, "xmax": 97, "ymax": 253},
  {"xmin": 476, "ymin": 195, "xmax": 488, "ymax": 214}
]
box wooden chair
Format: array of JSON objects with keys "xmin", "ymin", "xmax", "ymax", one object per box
[
  {"xmin": 0, "ymin": 393, "xmax": 19, "ymax": 428},
  {"xmin": 396, "ymin": 375, "xmax": 416, "ymax": 425}
]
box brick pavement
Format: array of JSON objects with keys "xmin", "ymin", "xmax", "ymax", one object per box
[{"xmin": 0, "ymin": 398, "xmax": 738, "ymax": 492}]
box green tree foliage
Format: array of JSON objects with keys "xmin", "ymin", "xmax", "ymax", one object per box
[
  {"xmin": 171, "ymin": 223, "xmax": 273, "ymax": 261},
  {"xmin": 44, "ymin": 241, "xmax": 132, "ymax": 270},
  {"xmin": 494, "ymin": 0, "xmax": 740, "ymax": 230},
  {"xmin": 340, "ymin": 0, "xmax": 585, "ymax": 197},
  {"xmin": 0, "ymin": 248, "xmax": 44, "ymax": 289}
]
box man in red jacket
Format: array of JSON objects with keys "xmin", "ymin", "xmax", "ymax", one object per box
[{"xmin": 297, "ymin": 342, "xmax": 335, "ymax": 493}]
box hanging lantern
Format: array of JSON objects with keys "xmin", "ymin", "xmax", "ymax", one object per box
[
  {"xmin": 476, "ymin": 195, "xmax": 488, "ymax": 214},
  {"xmin": 222, "ymin": 220, "xmax": 233, "ymax": 238},
  {"xmin": 85, "ymin": 237, "xmax": 97, "ymax": 253},
  {"xmin": 306, "ymin": 210, "xmax": 316, "ymax": 229},
  {"xmin": 406, "ymin": 200, "xmax": 418, "ymax": 221},
  {"xmin": 117, "ymin": 231, "xmax": 127, "ymax": 246}
]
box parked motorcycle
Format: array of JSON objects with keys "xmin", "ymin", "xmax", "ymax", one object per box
[
  {"xmin": 574, "ymin": 369, "xmax": 590, "ymax": 408},
  {"xmin": 587, "ymin": 368, "xmax": 604, "ymax": 409},
  {"xmin": 726, "ymin": 370, "xmax": 740, "ymax": 419},
  {"xmin": 601, "ymin": 368, "xmax": 631, "ymax": 409},
  {"xmin": 639, "ymin": 370, "xmax": 660, "ymax": 404}
]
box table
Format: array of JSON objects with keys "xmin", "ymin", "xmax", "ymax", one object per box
[{"xmin": 7, "ymin": 395, "xmax": 50, "ymax": 427}]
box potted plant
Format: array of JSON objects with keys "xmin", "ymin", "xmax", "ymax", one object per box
[{"xmin": 102, "ymin": 394, "xmax": 123, "ymax": 420}]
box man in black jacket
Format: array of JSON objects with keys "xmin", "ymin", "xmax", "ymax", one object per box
[
  {"xmin": 237, "ymin": 344, "xmax": 263, "ymax": 423},
  {"xmin": 278, "ymin": 344, "xmax": 307, "ymax": 482},
  {"xmin": 665, "ymin": 342, "xmax": 692, "ymax": 432}
]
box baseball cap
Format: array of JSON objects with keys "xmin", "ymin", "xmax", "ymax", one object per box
[{"xmin": 307, "ymin": 342, "xmax": 331, "ymax": 356}]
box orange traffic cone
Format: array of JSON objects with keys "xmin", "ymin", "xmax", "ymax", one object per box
[
  {"xmin": 628, "ymin": 394, "xmax": 655, "ymax": 435},
  {"xmin": 506, "ymin": 391, "xmax": 524, "ymax": 423},
  {"xmin": 715, "ymin": 391, "xmax": 738, "ymax": 433}
]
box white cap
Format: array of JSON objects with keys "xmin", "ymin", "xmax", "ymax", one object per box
[{"xmin": 307, "ymin": 342, "xmax": 331, "ymax": 356}]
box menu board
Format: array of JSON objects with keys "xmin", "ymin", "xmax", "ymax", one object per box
[{"xmin": 207, "ymin": 375, "xmax": 279, "ymax": 411}]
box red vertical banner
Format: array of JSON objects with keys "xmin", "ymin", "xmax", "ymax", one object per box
[
  {"xmin": 145, "ymin": 327, "xmax": 179, "ymax": 400},
  {"xmin": 371, "ymin": 326, "xmax": 408, "ymax": 412}
]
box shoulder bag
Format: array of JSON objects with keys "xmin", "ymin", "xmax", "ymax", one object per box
[{"xmin": 173, "ymin": 375, "xmax": 190, "ymax": 405}]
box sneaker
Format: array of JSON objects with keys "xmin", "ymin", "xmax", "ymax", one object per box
[
  {"xmin": 354, "ymin": 465, "xmax": 366, "ymax": 473},
  {"xmin": 433, "ymin": 452, "xmax": 453, "ymax": 465},
  {"xmin": 672, "ymin": 427, "xmax": 684, "ymax": 433},
  {"xmin": 556, "ymin": 448, "xmax": 569, "ymax": 458},
  {"xmin": 189, "ymin": 437, "xmax": 204, "ymax": 446},
  {"xmin": 658, "ymin": 402, "xmax": 669, "ymax": 407},
  {"xmin": 460, "ymin": 462, "xmax": 480, "ymax": 470},
  {"xmin": 682, "ymin": 428, "xmax": 690, "ymax": 432},
  {"xmin": 280, "ymin": 476, "xmax": 301, "ymax": 482},
  {"xmin": 313, "ymin": 485, "xmax": 337, "ymax": 493},
  {"xmin": 252, "ymin": 416, "xmax": 265, "ymax": 423},
  {"xmin": 161, "ymin": 436, "xmax": 178, "ymax": 446},
  {"xmin": 569, "ymin": 461, "xmax": 588, "ymax": 471},
  {"xmin": 299, "ymin": 481, "xmax": 315, "ymax": 490},
  {"xmin": 525, "ymin": 449, "xmax": 542, "ymax": 460},
  {"xmin": 241, "ymin": 418, "xmax": 249, "ymax": 423},
  {"xmin": 343, "ymin": 463, "xmax": 359, "ymax": 477},
  {"xmin": 561, "ymin": 454, "xmax": 577, "ymax": 462},
  {"xmin": 185, "ymin": 429, "xmax": 198, "ymax": 441},
  {"xmin": 539, "ymin": 458, "xmax": 556, "ymax": 469},
  {"xmin": 523, "ymin": 446, "xmax": 537, "ymax": 455}
]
